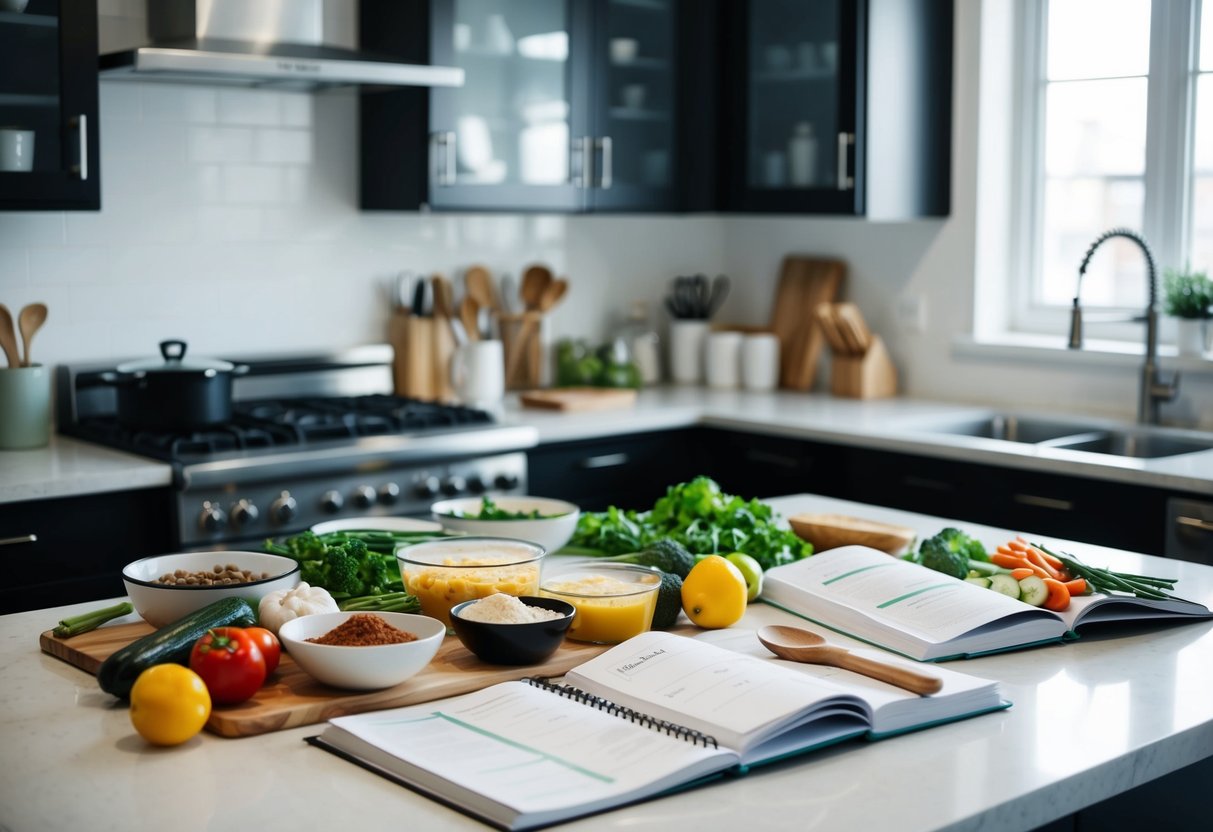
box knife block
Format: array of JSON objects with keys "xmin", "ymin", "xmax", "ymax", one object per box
[
  {"xmin": 388, "ymin": 313, "xmax": 456, "ymax": 401},
  {"xmin": 498, "ymin": 312, "xmax": 542, "ymax": 391},
  {"xmin": 830, "ymin": 335, "xmax": 897, "ymax": 399}
]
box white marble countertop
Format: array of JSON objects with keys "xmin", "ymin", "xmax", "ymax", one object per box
[
  {"xmin": 3, "ymin": 388, "xmax": 1211, "ymax": 506},
  {"xmin": 2, "ymin": 494, "xmax": 1211, "ymax": 832}
]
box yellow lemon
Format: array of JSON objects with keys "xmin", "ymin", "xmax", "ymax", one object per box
[
  {"xmin": 681, "ymin": 555, "xmax": 748, "ymax": 629},
  {"xmin": 129, "ymin": 664, "xmax": 211, "ymax": 746}
]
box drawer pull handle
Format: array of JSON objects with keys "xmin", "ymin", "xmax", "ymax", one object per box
[
  {"xmin": 1012, "ymin": 494, "xmax": 1074, "ymax": 512},
  {"xmin": 1177, "ymin": 516, "xmax": 1213, "ymax": 534},
  {"xmin": 579, "ymin": 453, "xmax": 629, "ymax": 470},
  {"xmin": 0, "ymin": 534, "xmax": 37, "ymax": 547},
  {"xmin": 744, "ymin": 450, "xmax": 799, "ymax": 469}
]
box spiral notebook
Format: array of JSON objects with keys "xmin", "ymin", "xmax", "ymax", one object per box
[{"xmin": 308, "ymin": 631, "xmax": 1005, "ymax": 831}]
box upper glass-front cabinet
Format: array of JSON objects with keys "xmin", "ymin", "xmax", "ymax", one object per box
[
  {"xmin": 0, "ymin": 0, "xmax": 99, "ymax": 211},
  {"xmin": 428, "ymin": 0, "xmax": 588, "ymax": 211}
]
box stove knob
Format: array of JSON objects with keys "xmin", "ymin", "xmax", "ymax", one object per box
[
  {"xmin": 494, "ymin": 473, "xmax": 520, "ymax": 490},
  {"xmin": 198, "ymin": 501, "xmax": 227, "ymax": 533},
  {"xmin": 230, "ymin": 499, "xmax": 260, "ymax": 529},
  {"xmin": 466, "ymin": 475, "xmax": 487, "ymax": 494},
  {"xmin": 352, "ymin": 485, "xmax": 377, "ymax": 508},
  {"xmin": 413, "ymin": 476, "xmax": 441, "ymax": 500},
  {"xmin": 270, "ymin": 492, "xmax": 298, "ymax": 525},
  {"xmin": 378, "ymin": 482, "xmax": 401, "ymax": 505},
  {"xmin": 440, "ymin": 475, "xmax": 467, "ymax": 496},
  {"xmin": 321, "ymin": 490, "xmax": 344, "ymax": 513}
]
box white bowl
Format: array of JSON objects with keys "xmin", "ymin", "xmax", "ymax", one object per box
[
  {"xmin": 310, "ymin": 516, "xmax": 442, "ymax": 535},
  {"xmin": 278, "ymin": 611, "xmax": 446, "ymax": 690},
  {"xmin": 430, "ymin": 496, "xmax": 580, "ymax": 553},
  {"xmin": 123, "ymin": 551, "xmax": 301, "ymax": 628}
]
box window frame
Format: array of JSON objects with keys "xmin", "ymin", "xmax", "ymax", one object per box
[{"xmin": 1008, "ymin": 0, "xmax": 1205, "ymax": 344}]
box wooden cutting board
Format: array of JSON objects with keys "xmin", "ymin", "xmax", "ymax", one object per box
[
  {"xmin": 769, "ymin": 256, "xmax": 846, "ymax": 390},
  {"xmin": 519, "ymin": 388, "xmax": 638, "ymax": 412},
  {"xmin": 40, "ymin": 622, "xmax": 617, "ymax": 738}
]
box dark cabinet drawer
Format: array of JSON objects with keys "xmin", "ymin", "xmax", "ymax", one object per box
[
  {"xmin": 701, "ymin": 430, "xmax": 848, "ymax": 501},
  {"xmin": 0, "ymin": 488, "xmax": 174, "ymax": 614}
]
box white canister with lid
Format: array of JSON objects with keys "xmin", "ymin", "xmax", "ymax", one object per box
[
  {"xmin": 741, "ymin": 333, "xmax": 780, "ymax": 391},
  {"xmin": 705, "ymin": 331, "xmax": 743, "ymax": 389}
]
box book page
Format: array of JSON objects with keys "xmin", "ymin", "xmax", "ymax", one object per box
[
  {"xmin": 764, "ymin": 545, "xmax": 1058, "ymax": 643},
  {"xmin": 564, "ymin": 631, "xmax": 870, "ymax": 753},
  {"xmin": 328, "ymin": 681, "xmax": 733, "ymax": 818}
]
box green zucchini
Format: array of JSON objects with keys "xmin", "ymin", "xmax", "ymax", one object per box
[{"xmin": 97, "ymin": 597, "xmax": 257, "ymax": 699}]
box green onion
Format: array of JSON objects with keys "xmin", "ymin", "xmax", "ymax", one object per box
[{"xmin": 52, "ymin": 601, "xmax": 134, "ymax": 638}]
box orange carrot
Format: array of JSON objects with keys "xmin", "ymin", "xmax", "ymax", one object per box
[
  {"xmin": 1009, "ymin": 567, "xmax": 1036, "ymax": 581},
  {"xmin": 991, "ymin": 552, "xmax": 1032, "ymax": 570},
  {"xmin": 1025, "ymin": 548, "xmax": 1064, "ymax": 581},
  {"xmin": 1041, "ymin": 577, "xmax": 1071, "ymax": 611},
  {"xmin": 1006, "ymin": 539, "xmax": 1029, "ymax": 553},
  {"xmin": 996, "ymin": 544, "xmax": 1020, "ymax": 557},
  {"xmin": 1030, "ymin": 545, "xmax": 1065, "ymax": 572},
  {"xmin": 1064, "ymin": 578, "xmax": 1088, "ymax": 596}
]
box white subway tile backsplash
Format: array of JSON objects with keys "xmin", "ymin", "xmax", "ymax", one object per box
[
  {"xmin": 197, "ymin": 205, "xmax": 264, "ymax": 242},
  {"xmin": 279, "ymin": 94, "xmax": 314, "ymax": 128},
  {"xmin": 0, "ymin": 214, "xmax": 67, "ymax": 249},
  {"xmin": 255, "ymin": 129, "xmax": 313, "ymax": 165},
  {"xmin": 0, "ymin": 248, "xmax": 29, "ymax": 289},
  {"xmin": 222, "ymin": 165, "xmax": 285, "ymax": 204},
  {"xmin": 189, "ymin": 126, "xmax": 256, "ymax": 164},
  {"xmin": 142, "ymin": 86, "xmax": 218, "ymax": 123},
  {"xmin": 218, "ymin": 89, "xmax": 282, "ymax": 126},
  {"xmin": 98, "ymin": 82, "xmax": 142, "ymax": 120},
  {"xmin": 27, "ymin": 246, "xmax": 112, "ymax": 286}
]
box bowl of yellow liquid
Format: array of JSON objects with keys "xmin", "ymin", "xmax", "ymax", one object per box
[
  {"xmin": 539, "ymin": 563, "xmax": 661, "ymax": 644},
  {"xmin": 396, "ymin": 537, "xmax": 546, "ymax": 629}
]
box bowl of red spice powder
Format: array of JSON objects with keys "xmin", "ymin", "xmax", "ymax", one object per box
[{"xmin": 278, "ymin": 611, "xmax": 446, "ymax": 690}]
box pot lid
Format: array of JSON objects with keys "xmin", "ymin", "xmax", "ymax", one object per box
[{"xmin": 115, "ymin": 340, "xmax": 236, "ymax": 375}]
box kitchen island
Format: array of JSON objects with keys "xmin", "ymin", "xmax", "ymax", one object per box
[{"xmin": 2, "ymin": 494, "xmax": 1212, "ymax": 832}]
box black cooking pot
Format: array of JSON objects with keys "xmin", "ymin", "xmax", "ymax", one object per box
[{"xmin": 101, "ymin": 340, "xmax": 249, "ymax": 431}]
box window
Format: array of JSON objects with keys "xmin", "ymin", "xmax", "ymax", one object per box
[{"xmin": 1012, "ymin": 0, "xmax": 1211, "ymax": 337}]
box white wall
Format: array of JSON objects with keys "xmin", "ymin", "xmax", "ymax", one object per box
[{"xmin": 1, "ymin": 0, "xmax": 1209, "ymax": 427}]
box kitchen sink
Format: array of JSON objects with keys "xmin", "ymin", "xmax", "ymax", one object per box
[
  {"xmin": 1048, "ymin": 432, "xmax": 1213, "ymax": 459},
  {"xmin": 910, "ymin": 414, "xmax": 1104, "ymax": 444}
]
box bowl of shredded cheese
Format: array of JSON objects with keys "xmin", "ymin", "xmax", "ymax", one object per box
[
  {"xmin": 396, "ymin": 537, "xmax": 547, "ymax": 629},
  {"xmin": 449, "ymin": 594, "xmax": 575, "ymax": 665}
]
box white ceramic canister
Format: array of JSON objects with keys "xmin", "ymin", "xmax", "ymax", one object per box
[
  {"xmin": 669, "ymin": 320, "xmax": 710, "ymax": 384},
  {"xmin": 705, "ymin": 331, "xmax": 743, "ymax": 389},
  {"xmin": 741, "ymin": 333, "xmax": 780, "ymax": 391}
]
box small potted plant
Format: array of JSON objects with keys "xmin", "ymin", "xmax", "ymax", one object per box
[{"xmin": 1162, "ymin": 266, "xmax": 1212, "ymax": 356}]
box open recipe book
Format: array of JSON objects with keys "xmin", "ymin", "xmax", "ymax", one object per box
[
  {"xmin": 308, "ymin": 630, "xmax": 1005, "ymax": 831},
  {"xmin": 763, "ymin": 545, "xmax": 1213, "ymax": 662}
]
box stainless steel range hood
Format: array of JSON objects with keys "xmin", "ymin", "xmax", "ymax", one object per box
[{"xmin": 99, "ymin": 0, "xmax": 463, "ymax": 91}]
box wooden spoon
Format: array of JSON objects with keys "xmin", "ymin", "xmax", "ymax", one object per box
[
  {"xmin": 520, "ymin": 264, "xmax": 553, "ymax": 311},
  {"xmin": 464, "ymin": 265, "xmax": 498, "ymax": 313},
  {"xmin": 537, "ymin": 277, "xmax": 568, "ymax": 312},
  {"xmin": 0, "ymin": 303, "xmax": 20, "ymax": 369},
  {"xmin": 757, "ymin": 625, "xmax": 943, "ymax": 696},
  {"xmin": 459, "ymin": 296, "xmax": 481, "ymax": 343},
  {"xmin": 18, "ymin": 302, "xmax": 47, "ymax": 367}
]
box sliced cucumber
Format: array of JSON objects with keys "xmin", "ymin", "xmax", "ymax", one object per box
[
  {"xmin": 965, "ymin": 576, "xmax": 991, "ymax": 589},
  {"xmin": 989, "ymin": 574, "xmax": 1022, "ymax": 600},
  {"xmin": 1018, "ymin": 575, "xmax": 1049, "ymax": 607}
]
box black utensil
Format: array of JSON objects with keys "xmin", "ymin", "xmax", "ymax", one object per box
[{"xmin": 707, "ymin": 275, "xmax": 730, "ymax": 318}]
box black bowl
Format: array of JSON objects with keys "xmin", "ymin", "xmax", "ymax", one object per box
[{"xmin": 449, "ymin": 596, "xmax": 575, "ymax": 665}]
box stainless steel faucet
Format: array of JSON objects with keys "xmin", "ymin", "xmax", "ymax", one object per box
[{"xmin": 1067, "ymin": 227, "xmax": 1179, "ymax": 424}]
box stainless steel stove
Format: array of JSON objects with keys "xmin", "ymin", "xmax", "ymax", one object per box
[{"xmin": 56, "ymin": 346, "xmax": 536, "ymax": 550}]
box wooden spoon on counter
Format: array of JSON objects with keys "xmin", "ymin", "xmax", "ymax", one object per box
[
  {"xmin": 757, "ymin": 625, "xmax": 943, "ymax": 696},
  {"xmin": 0, "ymin": 303, "xmax": 20, "ymax": 369}
]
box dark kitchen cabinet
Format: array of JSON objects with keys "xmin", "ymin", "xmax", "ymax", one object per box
[
  {"xmin": 0, "ymin": 0, "xmax": 100, "ymax": 211},
  {"xmin": 0, "ymin": 487, "xmax": 173, "ymax": 615},
  {"xmin": 720, "ymin": 0, "xmax": 952, "ymax": 217},
  {"xmin": 702, "ymin": 430, "xmax": 849, "ymax": 501},
  {"xmin": 360, "ymin": 0, "xmax": 695, "ymax": 213},
  {"xmin": 527, "ymin": 429, "xmax": 703, "ymax": 511}
]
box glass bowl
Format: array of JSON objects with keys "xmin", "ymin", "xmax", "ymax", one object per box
[
  {"xmin": 396, "ymin": 537, "xmax": 546, "ymax": 629},
  {"xmin": 539, "ymin": 562, "xmax": 662, "ymax": 644}
]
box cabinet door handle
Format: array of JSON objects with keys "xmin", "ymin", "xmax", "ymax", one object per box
[
  {"xmin": 0, "ymin": 534, "xmax": 37, "ymax": 547},
  {"xmin": 431, "ymin": 131, "xmax": 456, "ymax": 186},
  {"xmin": 71, "ymin": 114, "xmax": 88, "ymax": 180},
  {"xmin": 1012, "ymin": 493, "xmax": 1074, "ymax": 512},
  {"xmin": 571, "ymin": 136, "xmax": 593, "ymax": 188},
  {"xmin": 836, "ymin": 131, "xmax": 854, "ymax": 190},
  {"xmin": 595, "ymin": 136, "xmax": 613, "ymax": 189},
  {"xmin": 578, "ymin": 452, "xmax": 629, "ymax": 469},
  {"xmin": 1177, "ymin": 515, "xmax": 1213, "ymax": 533},
  {"xmin": 744, "ymin": 449, "xmax": 799, "ymax": 469}
]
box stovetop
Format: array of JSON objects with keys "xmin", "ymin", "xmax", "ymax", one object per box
[{"xmin": 64, "ymin": 394, "xmax": 495, "ymax": 463}]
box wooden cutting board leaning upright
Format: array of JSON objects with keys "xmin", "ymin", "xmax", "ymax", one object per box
[{"xmin": 769, "ymin": 256, "xmax": 846, "ymax": 390}]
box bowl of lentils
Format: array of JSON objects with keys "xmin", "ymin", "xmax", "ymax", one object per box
[
  {"xmin": 278, "ymin": 611, "xmax": 446, "ymax": 689},
  {"xmin": 122, "ymin": 551, "xmax": 301, "ymax": 628}
]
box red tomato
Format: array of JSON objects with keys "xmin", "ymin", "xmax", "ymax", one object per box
[
  {"xmin": 244, "ymin": 626, "xmax": 281, "ymax": 674},
  {"xmin": 189, "ymin": 628, "xmax": 266, "ymax": 705}
]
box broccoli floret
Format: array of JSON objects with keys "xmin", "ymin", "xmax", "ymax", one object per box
[
  {"xmin": 602, "ymin": 538, "xmax": 695, "ymax": 578},
  {"xmin": 284, "ymin": 530, "xmax": 328, "ymax": 560},
  {"xmin": 323, "ymin": 545, "xmax": 364, "ymax": 596},
  {"xmin": 917, "ymin": 528, "xmax": 991, "ymax": 579}
]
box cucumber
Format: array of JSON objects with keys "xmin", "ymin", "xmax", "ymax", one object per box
[
  {"xmin": 964, "ymin": 576, "xmax": 991, "ymax": 589},
  {"xmin": 989, "ymin": 574, "xmax": 1022, "ymax": 600},
  {"xmin": 1017, "ymin": 575, "xmax": 1049, "ymax": 607},
  {"xmin": 97, "ymin": 597, "xmax": 257, "ymax": 699}
]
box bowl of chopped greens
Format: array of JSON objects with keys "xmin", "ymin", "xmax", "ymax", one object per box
[{"xmin": 430, "ymin": 496, "xmax": 580, "ymax": 554}]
